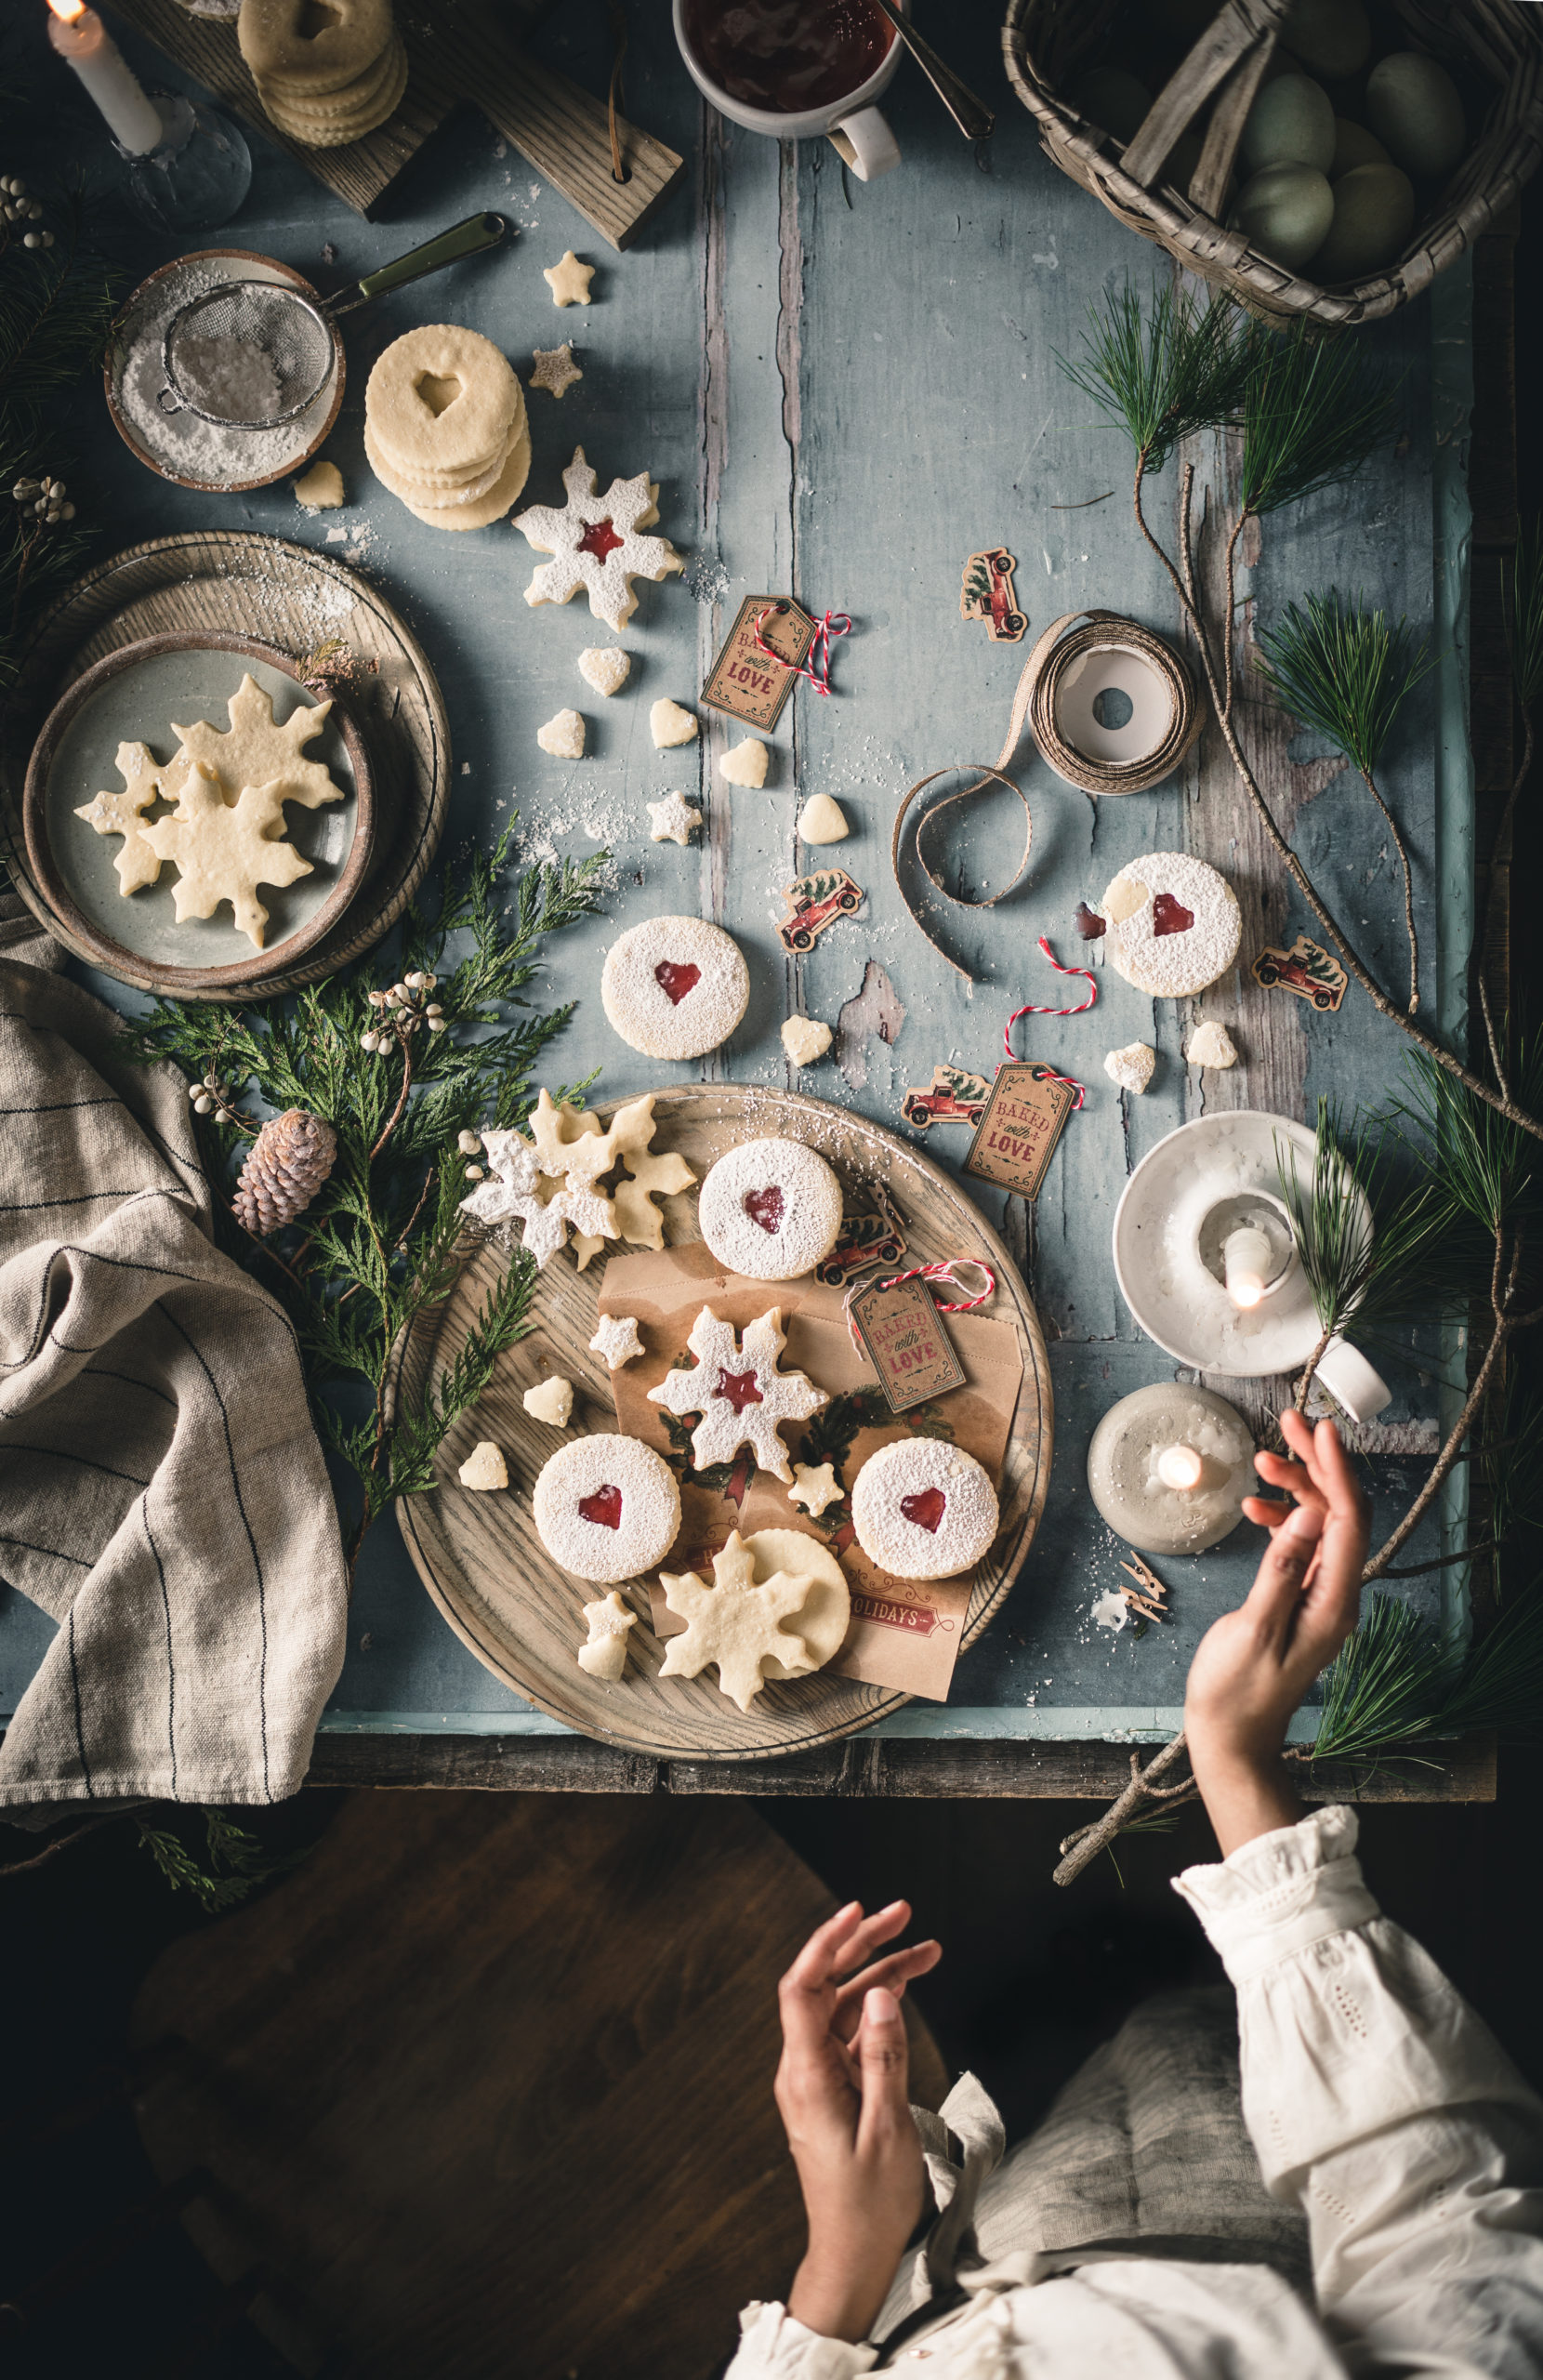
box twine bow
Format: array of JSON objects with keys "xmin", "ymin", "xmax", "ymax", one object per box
[
  {"xmin": 844, "ymin": 1257, "xmax": 997, "ymax": 1353},
  {"xmin": 752, "ymin": 605, "xmax": 851, "ymax": 697}
]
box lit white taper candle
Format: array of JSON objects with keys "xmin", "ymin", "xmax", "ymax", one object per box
[
  {"xmin": 46, "ymin": 0, "xmax": 164, "ymax": 157},
  {"xmin": 1223, "ymin": 1223, "xmax": 1274, "ymax": 1310}
]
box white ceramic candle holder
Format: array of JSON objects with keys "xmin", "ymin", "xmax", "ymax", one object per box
[{"xmin": 1087, "ymin": 1381, "xmax": 1256, "ymax": 1555}]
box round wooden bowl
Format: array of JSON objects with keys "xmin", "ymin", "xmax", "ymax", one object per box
[
  {"xmin": 22, "ymin": 631, "xmax": 376, "ymax": 996},
  {"xmin": 392, "ymin": 1084, "xmax": 1055, "ymax": 1761},
  {"xmin": 104, "ymin": 250, "xmax": 345, "ymax": 495}
]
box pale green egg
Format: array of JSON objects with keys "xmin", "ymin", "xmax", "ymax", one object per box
[
  {"xmin": 1365, "ymin": 51, "xmax": 1466, "ymax": 179},
  {"xmin": 1280, "ymin": 0, "xmax": 1371, "ymax": 81},
  {"xmin": 1240, "ymin": 72, "xmax": 1336, "ymax": 176},
  {"xmin": 1231, "ymin": 163, "xmax": 1336, "ymax": 268},
  {"xmin": 1331, "ymin": 117, "xmax": 1390, "ymax": 178},
  {"xmin": 1310, "ymin": 162, "xmax": 1416, "ymax": 281},
  {"xmin": 1069, "ymin": 68, "xmax": 1153, "ymax": 146}
]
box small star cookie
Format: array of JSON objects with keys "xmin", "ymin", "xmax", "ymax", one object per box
[
  {"xmin": 74, "ymin": 740, "xmax": 186, "ymax": 896},
  {"xmin": 526, "ymin": 1088, "xmax": 615, "ymax": 1189},
  {"xmin": 513, "ymin": 447, "xmax": 684, "ymax": 635},
  {"xmin": 788, "ymin": 1461, "xmax": 842, "ymax": 1518},
  {"xmin": 530, "ymin": 342, "xmax": 582, "ymax": 398},
  {"xmin": 647, "ymin": 791, "xmax": 700, "ymax": 846},
  {"xmin": 544, "ymin": 250, "xmax": 595, "ymax": 308},
  {"xmin": 649, "ymin": 1305, "xmax": 828, "ymax": 1485},
  {"xmin": 577, "ymin": 1589, "xmax": 636, "ymax": 1681},
  {"xmin": 141, "ymin": 761, "xmax": 312, "ymax": 950},
  {"xmin": 590, "ymin": 1313, "xmax": 644, "ymax": 1369},
  {"xmin": 657, "ymin": 1531, "xmax": 821, "ymax": 1712}
]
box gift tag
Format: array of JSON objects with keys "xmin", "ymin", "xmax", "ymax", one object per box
[
  {"xmin": 702, "ymin": 597, "xmax": 816, "ymax": 733},
  {"xmin": 848, "ymin": 1275, "xmax": 967, "ymax": 1414},
  {"xmin": 964, "ymin": 1062, "xmax": 1076, "ymax": 1200}
]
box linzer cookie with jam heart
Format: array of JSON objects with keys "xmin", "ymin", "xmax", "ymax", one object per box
[
  {"xmin": 696, "ymin": 1138, "xmax": 844, "ymax": 1281},
  {"xmin": 532, "ymin": 1435, "xmax": 681, "ymax": 1583},
  {"xmin": 851, "ymin": 1439, "xmax": 1000, "ymax": 1582},
  {"xmin": 1083, "ymin": 851, "xmax": 1241, "ymax": 999},
  {"xmin": 600, "ymin": 914, "xmax": 749, "ymax": 1060}
]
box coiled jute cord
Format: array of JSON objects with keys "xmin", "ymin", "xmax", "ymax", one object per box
[{"xmin": 891, "ymin": 609, "xmax": 1200, "ymax": 983}]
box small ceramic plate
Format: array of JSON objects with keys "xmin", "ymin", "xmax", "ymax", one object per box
[
  {"xmin": 23, "ymin": 635, "xmax": 374, "ymax": 993},
  {"xmin": 104, "ymin": 250, "xmax": 344, "ymax": 495}
]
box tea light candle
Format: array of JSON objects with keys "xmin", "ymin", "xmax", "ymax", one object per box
[
  {"xmin": 1087, "ymin": 1382, "xmax": 1256, "ymax": 1556},
  {"xmin": 1223, "ymin": 1224, "xmax": 1275, "ymax": 1309},
  {"xmin": 46, "ymin": 0, "xmax": 164, "ymax": 156}
]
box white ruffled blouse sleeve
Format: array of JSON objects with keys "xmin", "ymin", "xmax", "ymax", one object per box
[
  {"xmin": 723, "ymin": 2300, "xmax": 878, "ymax": 2378},
  {"xmin": 1175, "ymin": 1803, "xmax": 1543, "ymax": 2375}
]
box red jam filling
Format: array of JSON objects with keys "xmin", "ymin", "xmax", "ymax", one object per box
[
  {"xmin": 744, "ymin": 1184, "xmax": 785, "ymax": 1235},
  {"xmin": 715, "ymin": 1367, "xmax": 763, "ymax": 1412},
  {"xmin": 1152, "ymin": 892, "xmax": 1194, "ymax": 937},
  {"xmin": 578, "ymin": 1485, "xmax": 624, "ymax": 1529},
  {"xmin": 577, "ymin": 517, "xmax": 624, "ymax": 562},
  {"xmin": 654, "ymin": 960, "xmax": 701, "ymax": 1006},
  {"xmin": 900, "ymin": 1487, "xmax": 947, "ymax": 1533},
  {"xmin": 1073, "ymin": 901, "xmax": 1106, "ymax": 939}
]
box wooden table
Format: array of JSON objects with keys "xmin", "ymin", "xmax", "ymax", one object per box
[{"xmin": 0, "ymin": 7, "xmax": 1513, "ymax": 1799}]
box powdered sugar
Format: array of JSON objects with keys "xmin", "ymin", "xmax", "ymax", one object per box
[
  {"xmin": 851, "ymin": 1440, "xmax": 1000, "ymax": 1581},
  {"xmin": 532, "ymin": 1435, "xmax": 680, "ymax": 1583},
  {"xmin": 697, "ymin": 1139, "xmax": 844, "ymax": 1282}
]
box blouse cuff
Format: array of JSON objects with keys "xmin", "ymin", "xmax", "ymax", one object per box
[
  {"xmin": 732, "ymin": 2301, "xmax": 879, "ymax": 2377},
  {"xmin": 1171, "ymin": 1803, "xmax": 1380, "ymax": 1984}
]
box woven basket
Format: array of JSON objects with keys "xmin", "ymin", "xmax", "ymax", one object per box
[{"xmin": 1002, "ymin": 0, "xmax": 1543, "ymax": 328}]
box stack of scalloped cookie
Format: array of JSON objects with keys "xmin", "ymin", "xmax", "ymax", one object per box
[
  {"xmin": 238, "ymin": 0, "xmax": 406, "ymax": 148},
  {"xmin": 364, "ymin": 324, "xmax": 530, "ymax": 531}
]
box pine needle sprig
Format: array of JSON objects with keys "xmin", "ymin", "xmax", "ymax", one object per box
[
  {"xmin": 134, "ymin": 1807, "xmax": 310, "ymax": 1914},
  {"xmin": 1238, "ymin": 322, "xmax": 1399, "ymax": 520},
  {"xmin": 1054, "ymin": 281, "xmax": 1247, "ymax": 476},
  {"xmin": 123, "ymin": 827, "xmax": 610, "ymax": 1569},
  {"xmin": 1310, "ymin": 1587, "xmax": 1543, "ymax": 1768}
]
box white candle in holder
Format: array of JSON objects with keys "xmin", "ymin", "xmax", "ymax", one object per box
[
  {"xmin": 1087, "ymin": 1382, "xmax": 1256, "ymax": 1556},
  {"xmin": 1223, "ymin": 1223, "xmax": 1275, "ymax": 1309},
  {"xmin": 46, "ymin": 0, "xmax": 164, "ymax": 156},
  {"xmin": 1154, "ymin": 1442, "xmax": 1205, "ymax": 1491}
]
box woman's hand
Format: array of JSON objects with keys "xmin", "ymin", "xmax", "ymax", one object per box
[
  {"xmin": 775, "ymin": 1898, "xmax": 942, "ymax": 2345},
  {"xmin": 1184, "ymin": 1411, "xmax": 1370, "ymax": 1857}
]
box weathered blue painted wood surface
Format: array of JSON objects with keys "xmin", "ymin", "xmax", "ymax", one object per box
[{"xmin": 0, "ymin": 3, "xmax": 1470, "ymax": 1747}]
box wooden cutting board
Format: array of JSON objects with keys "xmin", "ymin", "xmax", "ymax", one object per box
[
  {"xmin": 104, "ymin": 0, "xmax": 687, "ymax": 246},
  {"xmin": 393, "ymin": 1084, "xmax": 1054, "ymax": 1760}
]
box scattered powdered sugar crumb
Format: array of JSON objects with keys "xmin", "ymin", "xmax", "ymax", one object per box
[{"xmin": 1091, "ymin": 1589, "xmax": 1129, "ymax": 1633}]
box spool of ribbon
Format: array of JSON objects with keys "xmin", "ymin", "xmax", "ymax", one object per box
[
  {"xmin": 843, "ymin": 1257, "xmax": 997, "ymax": 1353},
  {"xmin": 753, "ymin": 605, "xmax": 851, "ymax": 697},
  {"xmin": 890, "ymin": 608, "xmax": 1199, "ymax": 982}
]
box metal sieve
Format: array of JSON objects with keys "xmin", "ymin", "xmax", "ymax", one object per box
[{"xmin": 158, "ymin": 210, "xmax": 508, "ymax": 430}]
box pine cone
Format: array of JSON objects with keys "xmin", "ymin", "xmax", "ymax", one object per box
[{"xmin": 231, "ymin": 1108, "xmax": 337, "ymax": 1236}]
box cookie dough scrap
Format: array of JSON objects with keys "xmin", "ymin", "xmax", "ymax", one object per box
[
  {"xmin": 577, "ymin": 1589, "xmax": 636, "ymax": 1681},
  {"xmin": 513, "ymin": 448, "xmax": 684, "ymax": 636},
  {"xmin": 649, "ymin": 1305, "xmax": 828, "ymax": 1485},
  {"xmin": 651, "ymin": 699, "xmax": 698, "ymax": 749},
  {"xmin": 647, "ymin": 791, "xmax": 700, "ymax": 845},
  {"xmin": 1104, "ymin": 1041, "xmax": 1156, "ymax": 1095},
  {"xmin": 140, "ymin": 762, "xmax": 313, "ymax": 951},
  {"xmin": 579, "ymin": 646, "xmax": 630, "ymax": 698},
  {"xmin": 458, "ymin": 1439, "xmax": 508, "ymax": 1490},
  {"xmin": 788, "ymin": 1461, "xmax": 842, "ymax": 1518},
  {"xmin": 523, "ymin": 1376, "xmax": 574, "ymax": 1428},
  {"xmin": 719, "ymin": 739, "xmax": 770, "ymax": 788},
  {"xmin": 781, "ymin": 1015, "xmax": 832, "ymax": 1068},
  {"xmin": 544, "ymin": 250, "xmax": 595, "ymax": 308},
  {"xmin": 657, "ymin": 1530, "xmax": 820, "ymax": 1712},
  {"xmin": 293, "ymin": 460, "xmax": 344, "ymax": 509},
  {"xmin": 530, "ymin": 342, "xmax": 582, "ymax": 399},
  {"xmin": 537, "ymin": 708, "xmax": 586, "ymax": 760},
  {"xmin": 74, "ymin": 739, "xmax": 186, "ymax": 896},
  {"xmin": 590, "ymin": 1313, "xmax": 644, "ymax": 1369},
  {"xmin": 171, "ymin": 671, "xmax": 342, "ymax": 813}
]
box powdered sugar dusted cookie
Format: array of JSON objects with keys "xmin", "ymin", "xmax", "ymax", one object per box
[
  {"xmin": 851, "ymin": 1439, "xmax": 1000, "ymax": 1581},
  {"xmin": 649, "ymin": 1306, "xmax": 828, "ymax": 1485},
  {"xmin": 1093, "ymin": 853, "xmax": 1241, "ymax": 1000},
  {"xmin": 537, "ymin": 707, "xmax": 586, "ymax": 759},
  {"xmin": 533, "ymin": 1434, "xmax": 680, "ymax": 1583},
  {"xmin": 513, "ymin": 447, "xmax": 684, "ymax": 635},
  {"xmin": 601, "ymin": 915, "xmax": 749, "ymax": 1061},
  {"xmin": 1104, "ymin": 1041, "xmax": 1155, "ymax": 1095},
  {"xmin": 697, "ymin": 1138, "xmax": 843, "ymax": 1282},
  {"xmin": 590, "ymin": 1313, "xmax": 644, "ymax": 1369},
  {"xmin": 579, "ymin": 646, "xmax": 629, "ymax": 697}
]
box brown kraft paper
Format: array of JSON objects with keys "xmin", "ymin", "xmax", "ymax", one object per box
[{"xmin": 600, "ymin": 1245, "xmax": 1023, "ymax": 1699}]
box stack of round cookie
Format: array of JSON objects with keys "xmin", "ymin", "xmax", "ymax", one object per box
[
  {"xmin": 238, "ymin": 0, "xmax": 406, "ymax": 150},
  {"xmin": 363, "ymin": 324, "xmax": 531, "ymax": 531}
]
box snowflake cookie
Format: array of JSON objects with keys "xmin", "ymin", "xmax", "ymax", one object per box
[
  {"xmin": 513, "ymin": 447, "xmax": 684, "ymax": 635},
  {"xmin": 74, "ymin": 740, "xmax": 187, "ymax": 896},
  {"xmin": 141, "ymin": 762, "xmax": 312, "ymax": 951},
  {"xmin": 459, "ymin": 1125, "xmax": 617, "ymax": 1267},
  {"xmin": 171, "ymin": 672, "xmax": 342, "ymax": 812},
  {"xmin": 657, "ymin": 1531, "xmax": 821, "ymax": 1712},
  {"xmin": 649, "ymin": 1305, "xmax": 829, "ymax": 1485},
  {"xmin": 590, "ymin": 1313, "xmax": 645, "ymax": 1370},
  {"xmin": 577, "ymin": 1589, "xmax": 636, "ymax": 1680},
  {"xmin": 647, "ymin": 791, "xmax": 700, "ymax": 846}
]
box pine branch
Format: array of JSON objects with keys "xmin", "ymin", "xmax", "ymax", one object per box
[
  {"xmin": 1238, "ymin": 322, "xmax": 1398, "ymax": 519},
  {"xmin": 1054, "ymin": 281, "xmax": 1247, "ymax": 477}
]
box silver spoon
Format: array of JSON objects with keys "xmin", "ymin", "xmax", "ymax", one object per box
[{"xmin": 870, "ymin": 0, "xmax": 995, "ymax": 144}]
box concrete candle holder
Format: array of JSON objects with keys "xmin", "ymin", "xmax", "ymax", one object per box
[{"xmin": 1087, "ymin": 1382, "xmax": 1256, "ymax": 1555}]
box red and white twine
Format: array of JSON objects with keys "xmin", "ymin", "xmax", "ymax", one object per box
[
  {"xmin": 1003, "ymin": 936, "xmax": 1095, "ymax": 1108},
  {"xmin": 753, "ymin": 605, "xmax": 851, "ymax": 697},
  {"xmin": 844, "ymin": 1257, "xmax": 997, "ymax": 1354}
]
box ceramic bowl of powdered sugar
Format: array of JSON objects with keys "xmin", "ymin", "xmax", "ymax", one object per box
[{"xmin": 106, "ymin": 250, "xmax": 344, "ymax": 495}]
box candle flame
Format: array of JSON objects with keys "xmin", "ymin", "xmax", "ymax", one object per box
[
  {"xmin": 47, "ymin": 0, "xmax": 89, "ymax": 20},
  {"xmin": 1156, "ymin": 1444, "xmax": 1204, "ymax": 1493},
  {"xmin": 1229, "ymin": 1275, "xmax": 1265, "ymax": 1309}
]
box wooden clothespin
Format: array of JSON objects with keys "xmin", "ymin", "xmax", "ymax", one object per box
[{"xmin": 1118, "ymin": 1552, "xmax": 1169, "ymax": 1622}]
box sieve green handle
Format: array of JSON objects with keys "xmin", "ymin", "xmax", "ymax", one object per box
[{"xmin": 330, "ymin": 213, "xmax": 508, "ymax": 315}]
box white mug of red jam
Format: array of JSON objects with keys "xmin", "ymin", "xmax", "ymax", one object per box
[{"xmin": 674, "ymin": 0, "xmax": 904, "ymax": 181}]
